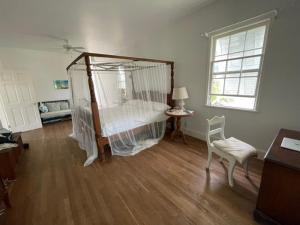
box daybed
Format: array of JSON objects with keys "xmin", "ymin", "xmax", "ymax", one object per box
[{"xmin": 39, "ymin": 100, "xmax": 72, "ymax": 124}]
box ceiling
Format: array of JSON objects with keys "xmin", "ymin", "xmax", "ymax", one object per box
[{"xmin": 0, "ymin": 0, "xmax": 214, "ymax": 54}]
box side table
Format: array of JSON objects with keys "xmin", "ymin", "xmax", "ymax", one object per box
[{"xmin": 165, "ymin": 109, "xmax": 194, "ymax": 144}]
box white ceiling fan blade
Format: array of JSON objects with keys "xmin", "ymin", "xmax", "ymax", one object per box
[
  {"xmin": 72, "ymin": 47, "xmax": 85, "ymax": 49},
  {"xmin": 41, "ymin": 34, "xmax": 68, "ymax": 43},
  {"xmin": 72, "ymin": 48, "xmax": 84, "ymax": 53}
]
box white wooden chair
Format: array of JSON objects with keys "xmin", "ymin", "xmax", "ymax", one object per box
[{"xmin": 206, "ymin": 116, "xmax": 257, "ymax": 187}]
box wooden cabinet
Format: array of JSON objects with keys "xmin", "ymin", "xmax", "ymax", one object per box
[
  {"xmin": 254, "ymin": 129, "xmax": 300, "ymax": 225},
  {"xmin": 0, "ymin": 178, "xmax": 11, "ymax": 211},
  {"xmin": 0, "ymin": 133, "xmax": 24, "ymax": 180}
]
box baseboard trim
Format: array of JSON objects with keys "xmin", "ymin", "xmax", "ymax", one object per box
[
  {"xmin": 182, "ymin": 127, "xmax": 206, "ymax": 141},
  {"xmin": 182, "ymin": 127, "xmax": 266, "ymax": 160}
]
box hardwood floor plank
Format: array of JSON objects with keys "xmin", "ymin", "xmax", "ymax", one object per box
[{"xmin": 2, "ymin": 121, "xmax": 262, "ymax": 225}]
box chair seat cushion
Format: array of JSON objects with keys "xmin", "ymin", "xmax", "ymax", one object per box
[{"xmin": 212, "ymin": 137, "xmax": 257, "ymax": 164}]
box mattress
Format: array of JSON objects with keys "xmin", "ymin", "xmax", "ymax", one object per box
[
  {"xmin": 74, "ymin": 100, "xmax": 169, "ymax": 137},
  {"xmin": 101, "ymin": 104, "xmax": 169, "ymax": 137}
]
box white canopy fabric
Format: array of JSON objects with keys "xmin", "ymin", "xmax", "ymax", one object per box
[{"xmin": 69, "ymin": 59, "xmax": 170, "ymax": 166}]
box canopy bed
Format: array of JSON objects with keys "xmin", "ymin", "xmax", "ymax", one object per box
[{"xmin": 67, "ymin": 53, "xmax": 174, "ymax": 166}]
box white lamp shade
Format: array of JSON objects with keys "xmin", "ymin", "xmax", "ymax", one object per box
[{"xmin": 172, "ymin": 87, "xmax": 189, "ymax": 100}]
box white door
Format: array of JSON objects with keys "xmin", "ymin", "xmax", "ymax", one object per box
[{"xmin": 0, "ymin": 70, "xmax": 42, "ymax": 132}]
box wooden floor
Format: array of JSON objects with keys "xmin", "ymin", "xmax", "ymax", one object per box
[{"xmin": 1, "ymin": 121, "xmax": 263, "ymax": 225}]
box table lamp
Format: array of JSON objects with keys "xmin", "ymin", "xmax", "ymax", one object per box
[{"xmin": 172, "ymin": 87, "xmax": 189, "ymax": 110}]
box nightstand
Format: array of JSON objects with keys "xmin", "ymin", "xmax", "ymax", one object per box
[{"xmin": 165, "ymin": 109, "xmax": 194, "ymax": 144}]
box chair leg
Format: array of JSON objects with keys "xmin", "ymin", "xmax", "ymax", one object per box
[
  {"xmin": 206, "ymin": 151, "xmax": 212, "ymax": 171},
  {"xmin": 228, "ymin": 160, "xmax": 236, "ymax": 187},
  {"xmin": 243, "ymin": 160, "xmax": 249, "ymax": 178}
]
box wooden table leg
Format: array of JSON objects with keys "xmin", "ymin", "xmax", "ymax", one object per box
[
  {"xmin": 170, "ymin": 117, "xmax": 188, "ymax": 144},
  {"xmin": 181, "ymin": 131, "xmax": 187, "ymax": 144}
]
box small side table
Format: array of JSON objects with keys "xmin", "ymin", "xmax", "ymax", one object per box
[{"xmin": 165, "ymin": 109, "xmax": 194, "ymax": 144}]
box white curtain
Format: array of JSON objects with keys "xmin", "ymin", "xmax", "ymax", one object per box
[
  {"xmin": 68, "ymin": 63, "xmax": 98, "ymax": 166},
  {"xmin": 69, "ymin": 60, "xmax": 170, "ymax": 165}
]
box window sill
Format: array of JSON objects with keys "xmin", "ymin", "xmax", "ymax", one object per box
[{"xmin": 205, "ymin": 104, "xmax": 258, "ymax": 113}]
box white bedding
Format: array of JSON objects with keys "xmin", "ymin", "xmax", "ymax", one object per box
[
  {"xmin": 71, "ymin": 100, "xmax": 169, "ymax": 166},
  {"xmin": 101, "ymin": 101, "xmax": 169, "ymax": 137}
]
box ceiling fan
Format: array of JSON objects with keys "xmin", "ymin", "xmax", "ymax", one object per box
[
  {"xmin": 62, "ymin": 39, "xmax": 85, "ymax": 53},
  {"xmin": 43, "ymin": 35, "xmax": 85, "ymax": 53}
]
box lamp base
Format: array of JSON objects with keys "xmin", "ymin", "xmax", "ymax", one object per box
[{"xmin": 177, "ymin": 99, "xmax": 185, "ymax": 111}]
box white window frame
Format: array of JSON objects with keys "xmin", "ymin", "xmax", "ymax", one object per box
[{"xmin": 206, "ymin": 19, "xmax": 271, "ymax": 111}]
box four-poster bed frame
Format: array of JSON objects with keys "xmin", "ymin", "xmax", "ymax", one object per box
[{"xmin": 67, "ymin": 52, "xmax": 174, "ymax": 161}]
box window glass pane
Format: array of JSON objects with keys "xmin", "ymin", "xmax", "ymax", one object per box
[
  {"xmin": 226, "ymin": 73, "xmax": 240, "ymax": 78},
  {"xmin": 210, "ymin": 96, "xmax": 255, "ymax": 110},
  {"xmin": 212, "ymin": 74, "xmax": 225, "ymax": 79},
  {"xmin": 213, "ymin": 61, "xmax": 226, "ymax": 73},
  {"xmin": 244, "ymin": 49, "xmax": 262, "ymax": 57},
  {"xmin": 229, "ymin": 31, "xmax": 246, "ymax": 53},
  {"xmin": 215, "ymin": 36, "xmax": 229, "ymax": 56},
  {"xmin": 211, "ymin": 79, "xmax": 224, "ymax": 94},
  {"xmin": 224, "ymin": 78, "xmax": 239, "ymax": 95},
  {"xmin": 228, "ymin": 52, "xmax": 243, "ymax": 59},
  {"xmin": 239, "ymin": 77, "xmax": 258, "ymax": 96},
  {"xmin": 215, "ymin": 55, "xmax": 228, "ymax": 61},
  {"xmin": 241, "ymin": 72, "xmax": 258, "ymax": 77},
  {"xmin": 245, "ymin": 26, "xmax": 266, "ymax": 50},
  {"xmin": 227, "ymin": 59, "xmax": 242, "ymax": 72},
  {"xmin": 242, "ymin": 56, "xmax": 261, "ymax": 70}
]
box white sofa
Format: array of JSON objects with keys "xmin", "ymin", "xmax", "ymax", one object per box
[{"xmin": 39, "ymin": 100, "xmax": 72, "ymax": 124}]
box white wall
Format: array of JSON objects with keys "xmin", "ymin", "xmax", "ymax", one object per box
[
  {"xmin": 125, "ymin": 0, "xmax": 300, "ymax": 152},
  {"xmin": 0, "ymin": 47, "xmax": 72, "ymax": 102}
]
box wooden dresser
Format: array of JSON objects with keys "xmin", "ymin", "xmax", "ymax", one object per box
[
  {"xmin": 0, "ymin": 178, "xmax": 11, "ymax": 210},
  {"xmin": 0, "ymin": 133, "xmax": 24, "ymax": 180},
  {"xmin": 254, "ymin": 129, "xmax": 300, "ymax": 225}
]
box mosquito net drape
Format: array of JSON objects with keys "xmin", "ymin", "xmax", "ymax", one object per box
[
  {"xmin": 69, "ymin": 57, "xmax": 170, "ymax": 166},
  {"xmin": 68, "ymin": 58, "xmax": 99, "ymax": 166}
]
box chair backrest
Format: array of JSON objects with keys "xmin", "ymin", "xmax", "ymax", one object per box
[{"xmin": 206, "ymin": 116, "xmax": 225, "ymax": 145}]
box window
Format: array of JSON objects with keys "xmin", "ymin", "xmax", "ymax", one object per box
[
  {"xmin": 207, "ymin": 20, "xmax": 270, "ymax": 111},
  {"xmin": 118, "ymin": 66, "xmax": 127, "ymax": 101}
]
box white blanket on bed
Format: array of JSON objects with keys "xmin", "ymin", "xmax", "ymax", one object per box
[
  {"xmin": 71, "ymin": 100, "xmax": 169, "ymax": 166},
  {"xmin": 101, "ymin": 101, "xmax": 169, "ymax": 137}
]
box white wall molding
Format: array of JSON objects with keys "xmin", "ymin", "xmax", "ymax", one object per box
[
  {"xmin": 201, "ymin": 9, "xmax": 278, "ymax": 38},
  {"xmin": 183, "ymin": 127, "xmax": 206, "ymax": 141}
]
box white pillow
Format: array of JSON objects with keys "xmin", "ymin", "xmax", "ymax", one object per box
[
  {"xmin": 151, "ymin": 101, "xmax": 170, "ymax": 111},
  {"xmin": 60, "ymin": 102, "xmax": 69, "ymax": 110},
  {"xmin": 125, "ymin": 99, "xmax": 170, "ymax": 111},
  {"xmin": 45, "ymin": 102, "xmax": 60, "ymax": 112},
  {"xmin": 124, "ymin": 99, "xmax": 145, "ymax": 105},
  {"xmin": 39, "ymin": 103, "xmax": 48, "ymax": 113}
]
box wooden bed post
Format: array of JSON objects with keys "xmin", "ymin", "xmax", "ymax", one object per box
[
  {"xmin": 84, "ymin": 55, "xmax": 107, "ymax": 161},
  {"xmin": 170, "ymin": 62, "xmax": 175, "ymax": 107},
  {"xmin": 169, "ymin": 62, "xmax": 175, "ymax": 131}
]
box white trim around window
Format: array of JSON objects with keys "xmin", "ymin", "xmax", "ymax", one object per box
[{"xmin": 206, "ymin": 19, "xmax": 271, "ymax": 111}]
